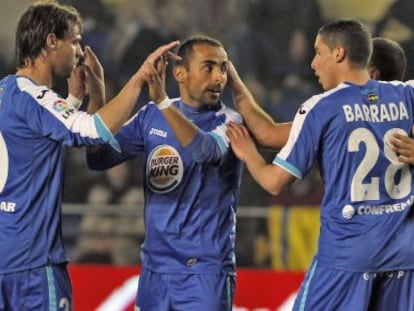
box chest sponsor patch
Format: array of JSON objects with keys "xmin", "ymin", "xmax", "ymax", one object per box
[{"xmin": 147, "ymin": 145, "xmax": 183, "ymax": 193}]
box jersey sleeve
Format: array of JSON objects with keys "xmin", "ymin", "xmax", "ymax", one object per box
[
  {"xmin": 274, "ymin": 95, "xmax": 323, "ymax": 179},
  {"xmin": 16, "ymin": 77, "xmax": 114, "ymax": 147},
  {"xmin": 185, "ymin": 106, "xmax": 242, "ymax": 164}
]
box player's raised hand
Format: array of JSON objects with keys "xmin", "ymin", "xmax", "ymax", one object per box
[
  {"xmin": 83, "ymin": 45, "xmax": 105, "ymax": 108},
  {"xmin": 226, "ymin": 61, "xmax": 243, "ymax": 91},
  {"xmin": 134, "ymin": 41, "xmax": 180, "ymax": 89},
  {"xmin": 389, "ymin": 125, "xmax": 414, "ymax": 165},
  {"xmin": 147, "ymin": 54, "xmax": 169, "ymax": 104},
  {"xmin": 67, "ymin": 64, "xmax": 86, "ymax": 102}
]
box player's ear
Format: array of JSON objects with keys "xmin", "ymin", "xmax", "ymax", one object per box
[
  {"xmin": 173, "ymin": 65, "xmax": 186, "ymax": 83},
  {"xmin": 46, "ymin": 33, "xmax": 58, "ymax": 50},
  {"xmin": 335, "ymin": 45, "xmax": 346, "ymax": 63}
]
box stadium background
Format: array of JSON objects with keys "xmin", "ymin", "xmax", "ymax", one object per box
[{"xmin": 1, "ymin": 0, "xmax": 413, "ymax": 309}]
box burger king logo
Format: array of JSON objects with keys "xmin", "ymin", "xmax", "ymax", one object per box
[{"xmin": 147, "ymin": 145, "xmax": 183, "ymax": 193}]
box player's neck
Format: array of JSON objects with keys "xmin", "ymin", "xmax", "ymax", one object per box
[
  {"xmin": 340, "ymin": 68, "xmax": 371, "ymax": 86},
  {"xmin": 16, "ymin": 59, "xmax": 53, "ymax": 88}
]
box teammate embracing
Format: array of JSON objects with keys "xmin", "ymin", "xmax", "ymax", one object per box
[{"xmin": 228, "ymin": 19, "xmax": 414, "ymax": 311}]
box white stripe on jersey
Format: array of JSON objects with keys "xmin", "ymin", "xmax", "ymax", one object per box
[
  {"xmin": 212, "ymin": 104, "xmax": 242, "ymax": 148},
  {"xmin": 16, "ymin": 77, "xmax": 101, "ymax": 139},
  {"xmin": 276, "ymin": 83, "xmax": 350, "ymax": 166}
]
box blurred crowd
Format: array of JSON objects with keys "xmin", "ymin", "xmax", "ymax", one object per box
[{"xmin": 1, "ymin": 0, "xmax": 414, "ymax": 267}]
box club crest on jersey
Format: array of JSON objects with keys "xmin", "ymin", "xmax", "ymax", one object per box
[
  {"xmin": 147, "ymin": 145, "xmax": 183, "ymax": 193},
  {"xmin": 53, "ymin": 99, "xmax": 75, "ymax": 119},
  {"xmin": 367, "ymin": 93, "xmax": 378, "ymax": 103}
]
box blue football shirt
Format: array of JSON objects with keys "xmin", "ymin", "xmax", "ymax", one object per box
[
  {"xmin": 87, "ymin": 98, "xmax": 243, "ymax": 275},
  {"xmin": 275, "ymin": 80, "xmax": 414, "ymax": 272},
  {"xmin": 0, "ymin": 75, "xmax": 114, "ymax": 273}
]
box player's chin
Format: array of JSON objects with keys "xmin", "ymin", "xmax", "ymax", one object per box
[
  {"xmin": 206, "ymin": 98, "xmax": 220, "ymax": 107},
  {"xmin": 59, "ymin": 66, "xmax": 76, "ymax": 79},
  {"xmin": 207, "ymin": 92, "xmax": 221, "ymax": 104}
]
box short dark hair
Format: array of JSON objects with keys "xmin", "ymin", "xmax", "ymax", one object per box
[
  {"xmin": 370, "ymin": 37, "xmax": 406, "ymax": 81},
  {"xmin": 318, "ymin": 19, "xmax": 372, "ymax": 68},
  {"xmin": 175, "ymin": 35, "xmax": 224, "ymax": 68},
  {"xmin": 15, "ymin": 0, "xmax": 82, "ymax": 68}
]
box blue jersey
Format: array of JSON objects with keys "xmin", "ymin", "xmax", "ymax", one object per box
[
  {"xmin": 87, "ymin": 98, "xmax": 243, "ymax": 275},
  {"xmin": 0, "ymin": 75, "xmax": 114, "ymax": 273},
  {"xmin": 275, "ymin": 80, "xmax": 414, "ymax": 272}
]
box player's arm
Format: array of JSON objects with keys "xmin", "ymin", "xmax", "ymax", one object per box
[
  {"xmin": 87, "ymin": 141, "xmax": 130, "ymax": 170},
  {"xmin": 227, "ymin": 122, "xmax": 295, "ymax": 195},
  {"xmin": 95, "ymin": 41, "xmax": 180, "ymax": 135},
  {"xmin": 226, "ymin": 62, "xmax": 291, "ymax": 149},
  {"xmin": 389, "ymin": 125, "xmax": 414, "ymax": 164}
]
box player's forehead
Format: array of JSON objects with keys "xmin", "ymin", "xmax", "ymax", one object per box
[
  {"xmin": 64, "ymin": 23, "xmax": 82, "ymax": 41},
  {"xmin": 189, "ymin": 43, "xmax": 228, "ymax": 65},
  {"xmin": 317, "ymin": 34, "xmax": 333, "ymax": 51}
]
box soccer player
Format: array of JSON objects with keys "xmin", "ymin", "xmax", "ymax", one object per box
[
  {"xmin": 0, "ymin": 1, "xmax": 178, "ymax": 309},
  {"xmin": 227, "ymin": 36, "xmax": 408, "ymax": 151},
  {"xmin": 228, "ymin": 19, "xmax": 414, "ymax": 310},
  {"xmin": 87, "ymin": 36, "xmax": 242, "ymax": 310}
]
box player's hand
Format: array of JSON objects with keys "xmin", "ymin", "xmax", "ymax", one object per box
[
  {"xmin": 134, "ymin": 41, "xmax": 181, "ymax": 89},
  {"xmin": 227, "ymin": 122, "xmax": 257, "ymax": 162},
  {"xmin": 389, "ymin": 125, "xmax": 414, "ymax": 165},
  {"xmin": 83, "ymin": 46, "xmax": 105, "ymax": 105},
  {"xmin": 226, "ymin": 61, "xmax": 243, "ymax": 90},
  {"xmin": 147, "ymin": 54, "xmax": 168, "ymax": 104},
  {"xmin": 67, "ymin": 64, "xmax": 86, "ymax": 101}
]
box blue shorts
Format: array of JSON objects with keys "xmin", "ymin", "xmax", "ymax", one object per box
[
  {"xmin": 136, "ymin": 269, "xmax": 235, "ymax": 311},
  {"xmin": 0, "ymin": 264, "xmax": 72, "ymax": 311},
  {"xmin": 293, "ymin": 260, "xmax": 414, "ymax": 311}
]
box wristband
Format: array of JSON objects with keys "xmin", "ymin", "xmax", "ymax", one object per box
[
  {"xmin": 157, "ymin": 97, "xmax": 172, "ymax": 110},
  {"xmin": 66, "ymin": 94, "xmax": 83, "ymax": 109}
]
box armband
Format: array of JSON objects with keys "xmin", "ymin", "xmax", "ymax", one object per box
[
  {"xmin": 157, "ymin": 97, "xmax": 172, "ymax": 110},
  {"xmin": 66, "ymin": 94, "xmax": 83, "ymax": 109}
]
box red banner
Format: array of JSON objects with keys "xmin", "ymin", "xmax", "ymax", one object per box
[{"xmin": 69, "ymin": 265, "xmax": 304, "ymax": 311}]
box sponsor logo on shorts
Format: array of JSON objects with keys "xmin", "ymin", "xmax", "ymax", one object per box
[
  {"xmin": 147, "ymin": 145, "xmax": 183, "ymax": 193},
  {"xmin": 362, "ymin": 270, "xmax": 405, "ymax": 280}
]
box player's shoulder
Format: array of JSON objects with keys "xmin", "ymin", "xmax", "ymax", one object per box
[
  {"xmin": 15, "ymin": 76, "xmax": 58, "ymax": 106},
  {"xmin": 306, "ymin": 83, "xmax": 357, "ymax": 107},
  {"xmin": 217, "ymin": 101, "xmax": 242, "ymax": 124},
  {"xmin": 382, "ymin": 79, "xmax": 414, "ymax": 91}
]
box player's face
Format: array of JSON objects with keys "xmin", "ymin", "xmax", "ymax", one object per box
[
  {"xmin": 51, "ymin": 24, "xmax": 83, "ymax": 79},
  {"xmin": 311, "ymin": 35, "xmax": 338, "ymax": 91},
  {"xmin": 180, "ymin": 44, "xmax": 228, "ymax": 108}
]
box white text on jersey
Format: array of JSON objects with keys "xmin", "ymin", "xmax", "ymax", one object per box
[
  {"xmin": 342, "ymin": 101, "xmax": 409, "ymax": 123},
  {"xmin": 149, "ymin": 128, "xmax": 167, "ymax": 138},
  {"xmin": 0, "ymin": 201, "xmax": 16, "ymax": 213}
]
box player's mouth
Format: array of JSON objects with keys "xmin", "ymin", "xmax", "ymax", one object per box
[{"xmin": 206, "ymin": 86, "xmax": 222, "ymax": 97}]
